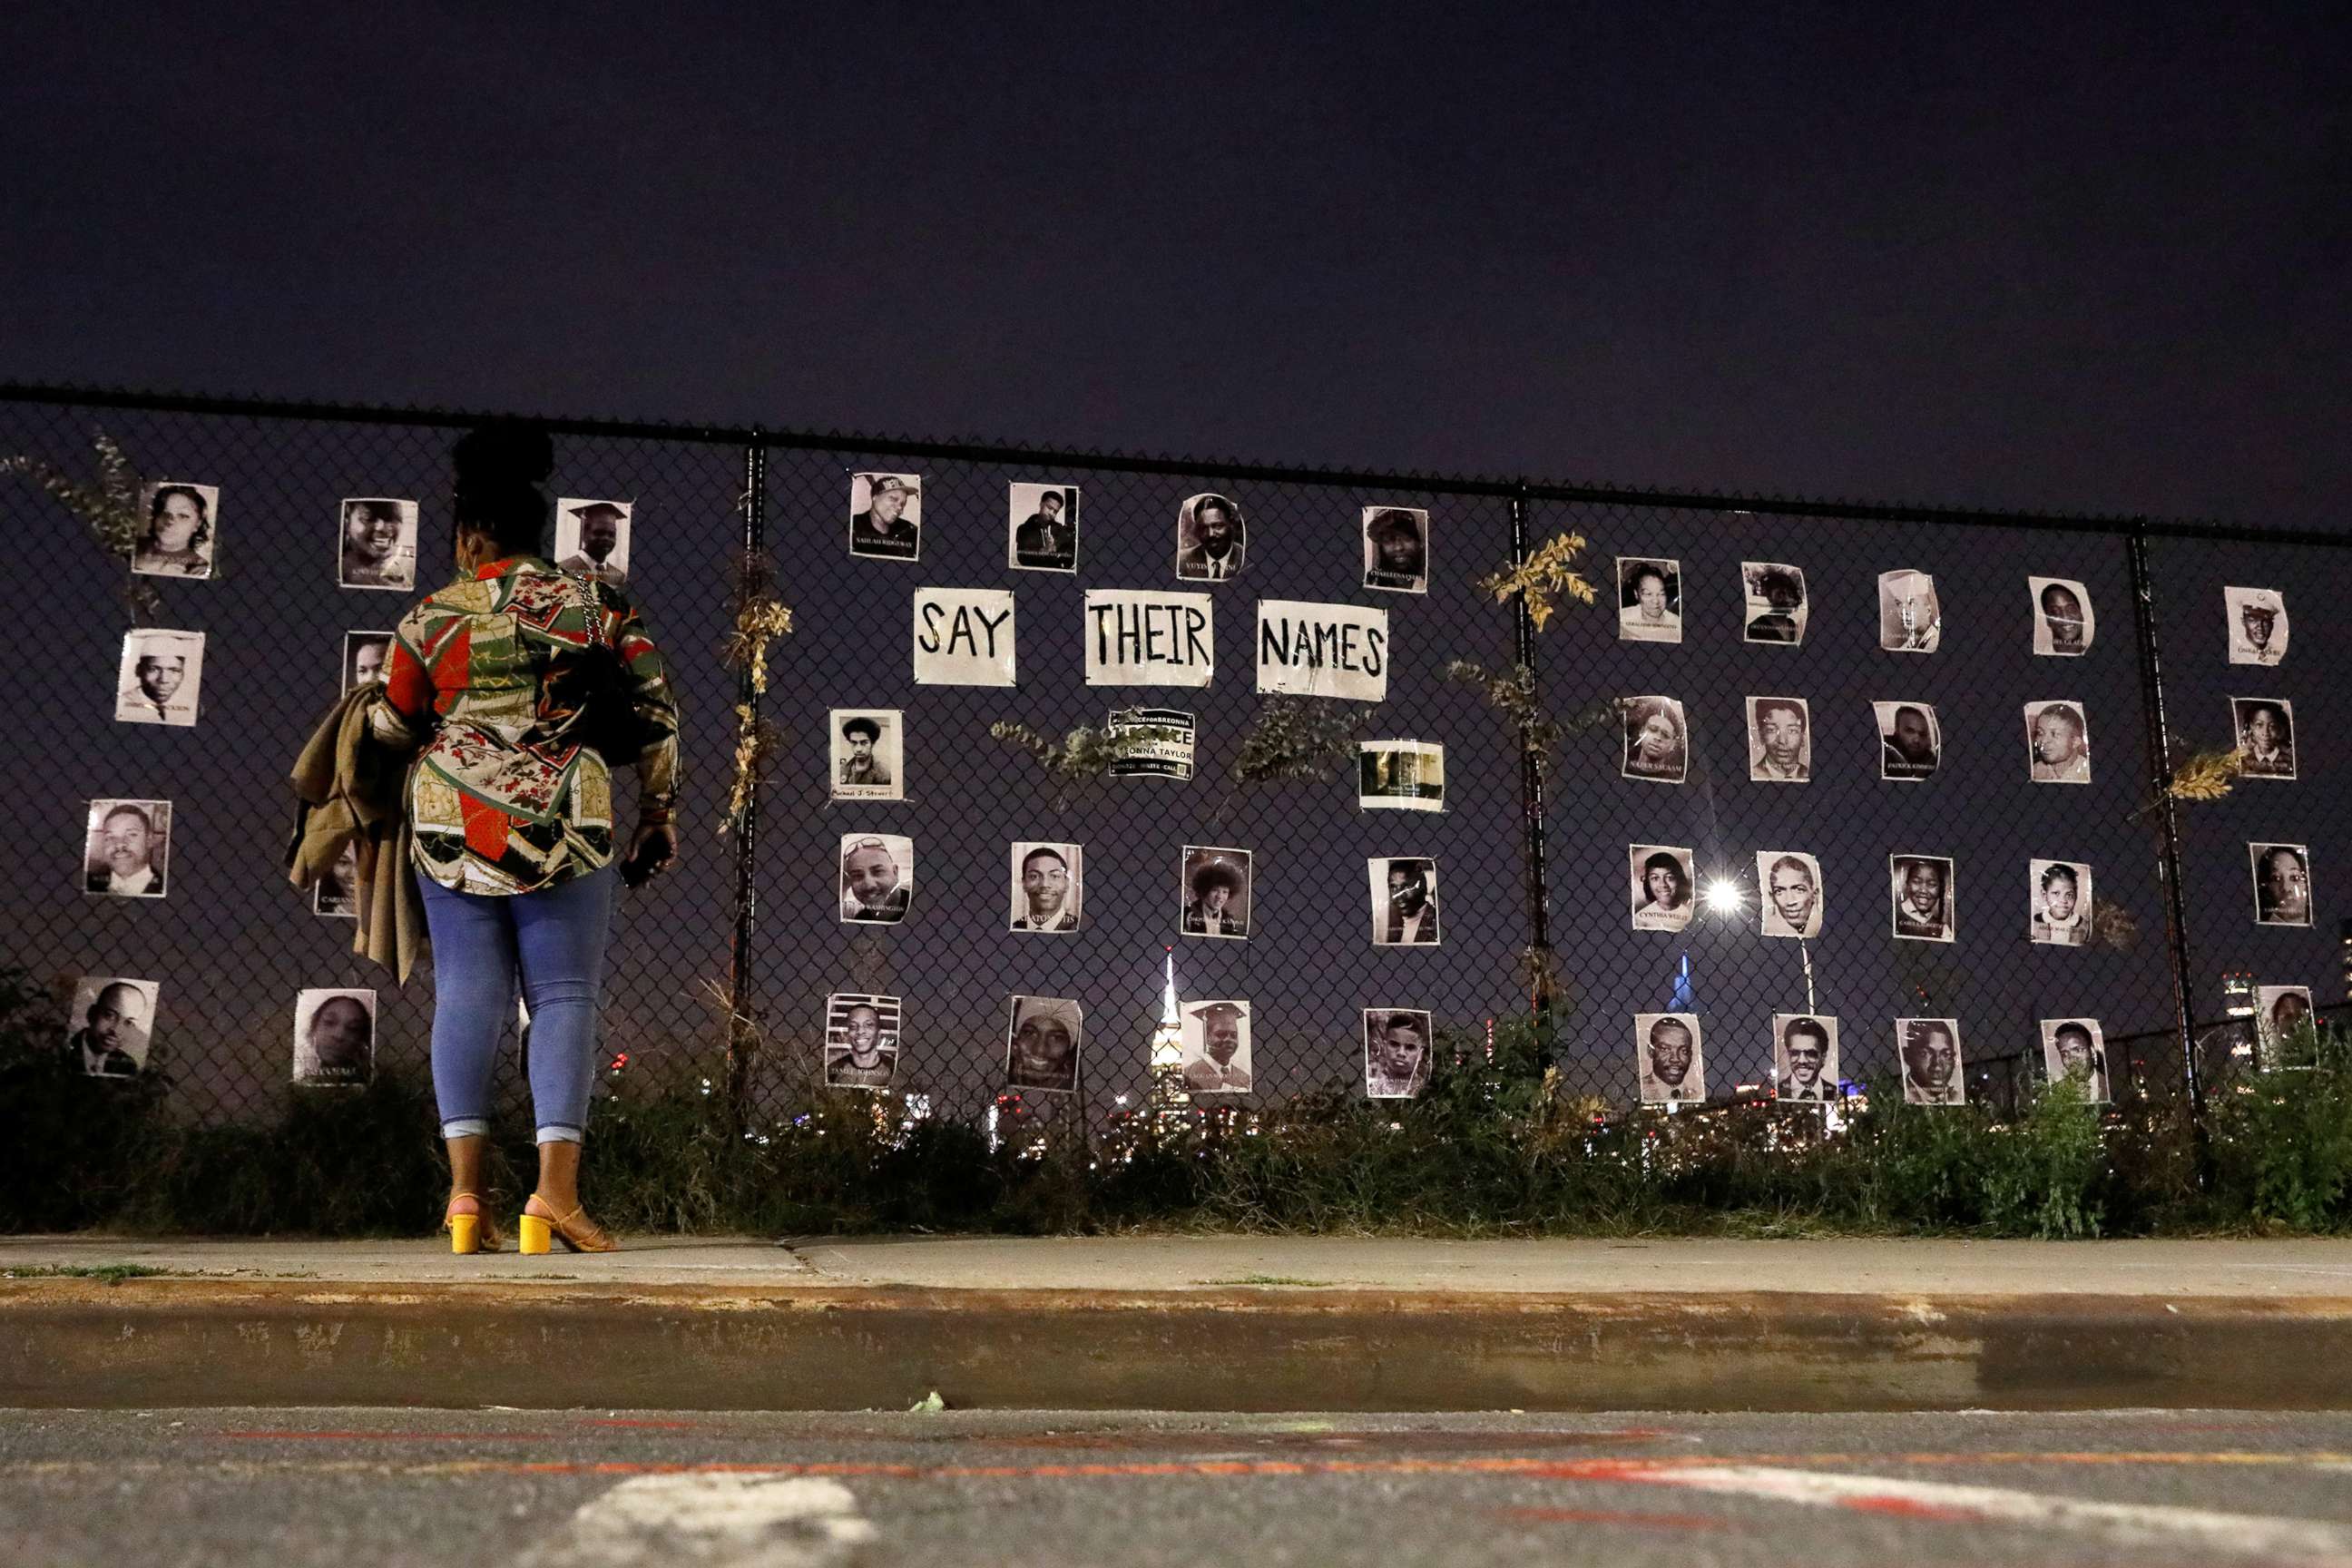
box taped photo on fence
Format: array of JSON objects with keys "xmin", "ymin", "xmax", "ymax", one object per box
[
  {"xmin": 1181, "ymin": 1000, "xmax": 1253, "ymax": 1093},
  {"xmin": 1774, "ymin": 1014, "xmax": 1839, "ymax": 1102},
  {"xmin": 338, "ymin": 497, "xmax": 418, "ymax": 590},
  {"xmin": 1616, "ymin": 557, "xmax": 1682, "ymax": 643},
  {"xmin": 65, "ymin": 976, "xmax": 157, "ymax": 1079},
  {"xmin": 115, "ymin": 629, "xmax": 204, "ymax": 727},
  {"xmin": 1181, "ymin": 846, "xmax": 1252, "ymax": 939},
  {"xmin": 1107, "ymin": 707, "xmax": 1196, "ymax": 779},
  {"xmin": 1255, "ymin": 600, "xmax": 1389, "ymax": 701},
  {"xmin": 1629, "ymin": 845, "xmax": 1696, "ymax": 932},
  {"xmin": 1878, "ymin": 569, "xmax": 1941, "ymax": 652},
  {"xmin": 2256, "ymin": 985, "xmax": 2316, "ymax": 1071},
  {"xmin": 1890, "ymin": 854, "xmax": 1955, "ymax": 943},
  {"xmin": 1010, "ymin": 841, "xmax": 1083, "ymax": 932},
  {"xmin": 1084, "ymin": 590, "xmax": 1214, "ymax": 687},
  {"xmin": 912, "ymin": 587, "xmax": 1015, "ymax": 686},
  {"xmin": 2226, "ymin": 586, "xmax": 2288, "ymax": 666},
  {"xmin": 1634, "ymin": 1013, "xmax": 1705, "ymax": 1104},
  {"xmin": 2250, "ymin": 842, "xmax": 2312, "ymax": 927},
  {"xmin": 1747, "ymin": 696, "xmax": 1811, "ymax": 782},
  {"xmin": 554, "ymin": 498, "xmax": 633, "ymax": 587},
  {"xmin": 824, "ymin": 993, "xmax": 901, "ymax": 1091},
  {"xmin": 83, "ymin": 799, "xmax": 170, "ymax": 898},
  {"xmin": 830, "ymin": 710, "xmax": 904, "ymax": 801},
  {"xmin": 1004, "ymin": 995, "xmax": 1083, "ymax": 1094},
  {"xmin": 1621, "ymin": 695, "xmax": 1688, "ymax": 783},
  {"xmin": 848, "ymin": 473, "xmax": 923, "ymax": 561},
  {"xmin": 1875, "ymin": 701, "xmax": 1942, "ymax": 781},
  {"xmin": 1741, "ymin": 562, "xmax": 1808, "ymax": 645},
  {"xmin": 313, "ymin": 838, "xmax": 360, "ymax": 918},
  {"xmin": 1369, "ymin": 857, "xmax": 1441, "ymax": 946},
  {"xmin": 838, "ymin": 833, "xmax": 915, "ymax": 924},
  {"xmin": 2029, "ymin": 858, "xmax": 2092, "ymax": 946},
  {"xmin": 1008, "ymin": 481, "xmax": 1080, "ymax": 573},
  {"xmin": 1358, "ymin": 741, "xmax": 1446, "ymax": 811},
  {"xmin": 1363, "ymin": 1008, "xmax": 1433, "ymax": 1099},
  {"xmin": 1362, "ymin": 506, "xmax": 1430, "ymax": 593},
  {"xmin": 2024, "ymin": 700, "xmax": 2092, "ymax": 784},
  {"xmin": 2041, "ymin": 1017, "xmax": 2110, "ymax": 1103},
  {"xmin": 2029, "ymin": 576, "xmax": 2093, "ymax": 656},
  {"xmin": 342, "ymin": 631, "xmax": 393, "ymax": 691},
  {"xmin": 132, "ymin": 481, "xmax": 219, "ymax": 579},
  {"xmin": 1897, "ymin": 1019, "xmax": 1966, "ymax": 1105},
  {"xmin": 2232, "ymin": 697, "xmax": 2296, "ymax": 780},
  {"xmin": 293, "ymin": 988, "xmax": 376, "ymax": 1088},
  {"xmin": 1175, "ymin": 493, "xmax": 1248, "ymax": 581},
  {"xmin": 1756, "ymin": 850, "xmax": 1824, "ymax": 939}
]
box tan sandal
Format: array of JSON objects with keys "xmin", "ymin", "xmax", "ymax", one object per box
[{"xmin": 517, "ymin": 1194, "xmax": 618, "ymax": 1254}]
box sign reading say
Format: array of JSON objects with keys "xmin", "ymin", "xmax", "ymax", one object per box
[
  {"xmin": 913, "ymin": 587, "xmax": 1016, "ymax": 686},
  {"xmin": 1255, "ymin": 599, "xmax": 1389, "ymax": 702},
  {"xmin": 1083, "ymin": 590, "xmax": 1214, "ymax": 687}
]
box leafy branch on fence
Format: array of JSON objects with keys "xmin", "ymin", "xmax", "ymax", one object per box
[
  {"xmin": 1476, "ymin": 531, "xmax": 1597, "ymax": 631},
  {"xmin": 1443, "ymin": 661, "xmax": 1565, "ymax": 776},
  {"xmin": 2129, "ymin": 745, "xmax": 2244, "ymax": 825},
  {"xmin": 720, "ymin": 554, "xmax": 795, "ymax": 835},
  {"xmin": 988, "ymin": 720, "xmax": 1162, "ymax": 812},
  {"xmin": 0, "ymin": 430, "xmax": 162, "ymax": 622},
  {"xmin": 1230, "ymin": 695, "xmax": 1360, "ymax": 786}
]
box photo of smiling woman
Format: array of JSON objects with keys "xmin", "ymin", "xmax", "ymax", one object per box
[
  {"xmin": 1629, "ymin": 845, "xmax": 1695, "ymax": 933},
  {"xmin": 132, "ymin": 482, "xmax": 219, "ymax": 578},
  {"xmin": 1010, "ymin": 841, "xmax": 1083, "ymax": 932},
  {"xmin": 1004, "ymin": 995, "xmax": 1083, "ymax": 1094},
  {"xmin": 338, "ymin": 497, "xmax": 418, "ymax": 590}
]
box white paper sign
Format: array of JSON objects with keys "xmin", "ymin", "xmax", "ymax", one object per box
[
  {"xmin": 912, "ymin": 588, "xmax": 1016, "ymax": 686},
  {"xmin": 1084, "ymin": 590, "xmax": 1214, "ymax": 687},
  {"xmin": 1254, "ymin": 600, "xmax": 1389, "ymax": 702}
]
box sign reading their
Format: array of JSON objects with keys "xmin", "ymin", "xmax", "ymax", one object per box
[
  {"xmin": 913, "ymin": 587, "xmax": 1016, "ymax": 686},
  {"xmin": 1084, "ymin": 590, "xmax": 1214, "ymax": 687},
  {"xmin": 1255, "ymin": 600, "xmax": 1389, "ymax": 702}
]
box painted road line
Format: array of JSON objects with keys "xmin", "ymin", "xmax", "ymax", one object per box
[{"xmin": 515, "ymin": 1475, "xmax": 875, "ymax": 1568}]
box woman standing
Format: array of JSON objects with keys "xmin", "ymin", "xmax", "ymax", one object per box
[{"xmin": 371, "ymin": 425, "xmax": 680, "ymax": 1254}]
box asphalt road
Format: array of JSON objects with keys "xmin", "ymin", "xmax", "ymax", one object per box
[{"xmin": 5, "ymin": 1406, "xmax": 2352, "ymax": 1567}]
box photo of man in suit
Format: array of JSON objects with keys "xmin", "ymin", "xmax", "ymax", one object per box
[
  {"xmin": 83, "ymin": 799, "xmax": 169, "ymax": 897},
  {"xmin": 1775, "ymin": 1014, "xmax": 1839, "ymax": 1102},
  {"xmin": 1176, "ymin": 494, "xmax": 1247, "ymax": 581},
  {"xmin": 66, "ymin": 979, "xmax": 152, "ymax": 1078},
  {"xmin": 1635, "ymin": 1013, "xmax": 1705, "ymax": 1104},
  {"xmin": 1181, "ymin": 1000, "xmax": 1253, "ymax": 1092},
  {"xmin": 555, "ymin": 499, "xmax": 632, "ymax": 586},
  {"xmin": 1372, "ymin": 858, "xmax": 1441, "ymax": 946},
  {"xmin": 1011, "ymin": 843, "xmax": 1082, "ymax": 932},
  {"xmin": 1181, "ymin": 848, "xmax": 1251, "ymax": 938},
  {"xmin": 1899, "ymin": 1019, "xmax": 1965, "ymax": 1105}
]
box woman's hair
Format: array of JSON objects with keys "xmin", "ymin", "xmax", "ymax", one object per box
[
  {"xmin": 142, "ymin": 484, "xmax": 212, "ymax": 551},
  {"xmin": 451, "ymin": 423, "xmax": 553, "ymax": 554}
]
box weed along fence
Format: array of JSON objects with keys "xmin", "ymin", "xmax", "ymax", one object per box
[{"xmin": 10, "ymin": 381, "xmax": 2352, "ymax": 1173}]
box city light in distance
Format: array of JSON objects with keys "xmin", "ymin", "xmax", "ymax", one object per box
[{"xmin": 1704, "ymin": 878, "xmax": 1745, "ymax": 915}]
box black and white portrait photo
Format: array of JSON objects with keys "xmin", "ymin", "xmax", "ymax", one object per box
[
  {"xmin": 1621, "ymin": 696, "xmax": 1689, "ymax": 783},
  {"xmin": 830, "ymin": 710, "xmax": 904, "ymax": 801},
  {"xmin": 1181, "ymin": 846, "xmax": 1253, "ymax": 939},
  {"xmin": 824, "ymin": 993, "xmax": 901, "ymax": 1091},
  {"xmin": 1741, "ymin": 562, "xmax": 1808, "ymax": 645},
  {"xmin": 848, "ymin": 473, "xmax": 923, "ymax": 562},
  {"xmin": 1875, "ymin": 701, "xmax": 1942, "ymax": 781},
  {"xmin": 313, "ymin": 838, "xmax": 360, "ymax": 918},
  {"xmin": 2257, "ymin": 985, "xmax": 2316, "ymax": 1069},
  {"xmin": 1180, "ymin": 1000, "xmax": 1253, "ymax": 1093},
  {"xmin": 1358, "ymin": 740, "xmax": 1446, "ymax": 811},
  {"xmin": 2024, "ymin": 701, "xmax": 2092, "ymax": 784},
  {"xmin": 1008, "ymin": 481, "xmax": 1080, "ymax": 573},
  {"xmin": 2041, "ymin": 1017, "xmax": 2111, "ymax": 1103},
  {"xmin": 1107, "ymin": 707, "xmax": 1196, "ymax": 780},
  {"xmin": 1757, "ymin": 850, "xmax": 1824, "ymax": 939},
  {"xmin": 2226, "ymin": 586, "xmax": 2288, "ymax": 666},
  {"xmin": 1747, "ymin": 696, "xmax": 1811, "ymax": 782},
  {"xmin": 83, "ymin": 799, "xmax": 170, "ymax": 898},
  {"xmin": 2250, "ymin": 842, "xmax": 2313, "ymax": 927},
  {"xmin": 1878, "ymin": 569, "xmax": 1941, "ymax": 652},
  {"xmin": 292, "ymin": 988, "xmax": 377, "ymax": 1088},
  {"xmin": 1010, "ymin": 841, "xmax": 1083, "ymax": 932},
  {"xmin": 2030, "ymin": 576, "xmax": 2093, "ymax": 656},
  {"xmin": 1616, "ymin": 557, "xmax": 1682, "ymax": 644},
  {"xmin": 2232, "ymin": 698, "xmax": 2297, "ymax": 780},
  {"xmin": 1004, "ymin": 995, "xmax": 1083, "ymax": 1094},
  {"xmin": 1369, "ymin": 857, "xmax": 1441, "ymax": 946},
  {"xmin": 2029, "ymin": 858, "xmax": 2093, "ymax": 946},
  {"xmin": 114, "ymin": 629, "xmax": 204, "ymax": 727},
  {"xmin": 554, "ymin": 498, "xmax": 633, "ymax": 587},
  {"xmin": 1890, "ymin": 854, "xmax": 1955, "ymax": 943},
  {"xmin": 1898, "ymin": 1018, "xmax": 1966, "ymax": 1105},
  {"xmin": 1629, "ymin": 845, "xmax": 1696, "ymax": 933},
  {"xmin": 1363, "ymin": 1008, "xmax": 1433, "ymax": 1100},
  {"xmin": 1634, "ymin": 1013, "xmax": 1706, "ymax": 1104},
  {"xmin": 342, "ymin": 631, "xmax": 393, "ymax": 692},
  {"xmin": 1362, "ymin": 506, "xmax": 1430, "ymax": 593},
  {"xmin": 1175, "ymin": 493, "xmax": 1248, "ymax": 582},
  {"xmin": 132, "ymin": 482, "xmax": 219, "ymax": 578},
  {"xmin": 64, "ymin": 977, "xmax": 158, "ymax": 1079},
  {"xmin": 838, "ymin": 833, "xmax": 916, "ymax": 924},
  {"xmin": 338, "ymin": 497, "xmax": 418, "ymax": 590},
  {"xmin": 1774, "ymin": 1014, "xmax": 1840, "ymax": 1102}
]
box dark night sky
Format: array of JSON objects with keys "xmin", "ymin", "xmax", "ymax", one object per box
[{"xmin": 7, "ymin": 5, "xmax": 2347, "ymax": 524}]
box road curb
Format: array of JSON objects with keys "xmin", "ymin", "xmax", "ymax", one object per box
[{"xmin": 5, "ymin": 1280, "xmax": 2349, "ymax": 1412}]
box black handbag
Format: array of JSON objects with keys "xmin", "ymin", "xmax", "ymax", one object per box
[{"xmin": 564, "ymin": 573, "xmax": 652, "ymax": 761}]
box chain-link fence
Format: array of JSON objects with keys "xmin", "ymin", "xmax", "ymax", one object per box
[{"xmin": 5, "ymin": 384, "xmax": 2343, "ymax": 1154}]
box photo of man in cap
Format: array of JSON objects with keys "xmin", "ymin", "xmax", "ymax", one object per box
[
  {"xmin": 1363, "ymin": 1009, "xmax": 1432, "ymax": 1099},
  {"xmin": 1891, "ymin": 854, "xmax": 1955, "ymax": 943},
  {"xmin": 1774, "ymin": 1014, "xmax": 1839, "ymax": 1103},
  {"xmin": 1898, "ymin": 1019, "xmax": 1966, "ymax": 1105},
  {"xmin": 2031, "ymin": 577, "xmax": 2093, "ymax": 656},
  {"xmin": 848, "ymin": 473, "xmax": 923, "ymax": 561},
  {"xmin": 1176, "ymin": 494, "xmax": 1247, "ymax": 581},
  {"xmin": 2232, "ymin": 698, "xmax": 2296, "ymax": 779},
  {"xmin": 1004, "ymin": 995, "xmax": 1083, "ymax": 1094},
  {"xmin": 1010, "ymin": 842, "xmax": 1083, "ymax": 932},
  {"xmin": 1362, "ymin": 506, "xmax": 1429, "ymax": 593},
  {"xmin": 1876, "ymin": 701, "xmax": 1941, "ymax": 781},
  {"xmin": 1879, "ymin": 569, "xmax": 1941, "ymax": 652},
  {"xmin": 1181, "ymin": 1000, "xmax": 1253, "ymax": 1092},
  {"xmin": 2041, "ymin": 1018, "xmax": 2111, "ymax": 1103},
  {"xmin": 83, "ymin": 799, "xmax": 170, "ymax": 897},
  {"xmin": 2025, "ymin": 701, "xmax": 2092, "ymax": 784},
  {"xmin": 2251, "ymin": 843, "xmax": 2312, "ymax": 927},
  {"xmin": 555, "ymin": 498, "xmax": 632, "ymax": 587},
  {"xmin": 114, "ymin": 630, "xmax": 203, "ymax": 726},
  {"xmin": 830, "ymin": 710, "xmax": 902, "ymax": 800},
  {"xmin": 824, "ymin": 994, "xmax": 901, "ymax": 1091},
  {"xmin": 1372, "ymin": 857, "xmax": 1441, "ymax": 946},
  {"xmin": 1181, "ymin": 846, "xmax": 1251, "ymax": 938},
  {"xmin": 2226, "ymin": 586, "xmax": 2288, "ymax": 666},
  {"xmin": 338, "ymin": 497, "xmax": 417, "ymax": 590},
  {"xmin": 1635, "ymin": 1013, "xmax": 1705, "ymax": 1104},
  {"xmin": 1010, "ymin": 482, "xmax": 1079, "ymax": 572},
  {"xmin": 838, "ymin": 833, "xmax": 915, "ymax": 923},
  {"xmin": 65, "ymin": 978, "xmax": 154, "ymax": 1079}
]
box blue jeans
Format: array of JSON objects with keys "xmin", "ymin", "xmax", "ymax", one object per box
[{"xmin": 416, "ymin": 868, "xmax": 616, "ymax": 1144}]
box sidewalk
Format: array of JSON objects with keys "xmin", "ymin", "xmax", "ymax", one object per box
[{"xmin": 6, "ymin": 1234, "xmax": 2352, "ymax": 1413}]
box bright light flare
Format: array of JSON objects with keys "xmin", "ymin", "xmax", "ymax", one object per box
[{"xmin": 1703, "ymin": 878, "xmax": 1746, "ymax": 915}]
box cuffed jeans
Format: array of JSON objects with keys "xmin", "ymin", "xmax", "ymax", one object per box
[{"xmin": 416, "ymin": 867, "xmax": 616, "ymax": 1145}]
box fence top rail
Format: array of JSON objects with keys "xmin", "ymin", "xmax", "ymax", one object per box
[{"xmin": 3, "ymin": 378, "xmax": 2337, "ymax": 548}]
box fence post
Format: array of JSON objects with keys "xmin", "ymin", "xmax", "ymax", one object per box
[
  {"xmin": 1508, "ymin": 484, "xmax": 1557, "ymax": 1063},
  {"xmin": 2124, "ymin": 524, "xmax": 2207, "ymax": 1178},
  {"xmin": 725, "ymin": 433, "xmax": 768, "ymax": 1128}
]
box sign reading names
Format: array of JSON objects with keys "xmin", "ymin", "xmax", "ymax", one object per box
[{"xmin": 1255, "ymin": 600, "xmax": 1389, "ymax": 702}]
